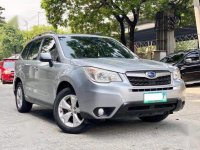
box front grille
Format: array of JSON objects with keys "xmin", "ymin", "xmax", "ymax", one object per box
[{"xmin": 127, "ymin": 75, "xmax": 171, "ymax": 86}]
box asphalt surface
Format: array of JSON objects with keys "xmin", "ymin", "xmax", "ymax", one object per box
[{"xmin": 0, "ymin": 83, "xmax": 200, "ymax": 150}]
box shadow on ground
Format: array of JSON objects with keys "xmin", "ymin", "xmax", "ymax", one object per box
[
  {"xmin": 30, "ymin": 106, "xmax": 55, "ymax": 124},
  {"xmin": 28, "ymin": 106, "xmax": 184, "ymax": 136},
  {"xmin": 186, "ymin": 83, "xmax": 200, "ymax": 88}
]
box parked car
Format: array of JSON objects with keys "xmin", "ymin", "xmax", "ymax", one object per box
[
  {"xmin": 0, "ymin": 61, "xmax": 3, "ymax": 80},
  {"xmin": 160, "ymin": 50, "xmax": 200, "ymax": 85},
  {"xmin": 14, "ymin": 33, "xmax": 185, "ymax": 133},
  {"xmin": 1, "ymin": 58, "xmax": 17, "ymax": 84}
]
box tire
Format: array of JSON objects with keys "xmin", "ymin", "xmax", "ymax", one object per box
[
  {"xmin": 53, "ymin": 88, "xmax": 90, "ymax": 134},
  {"xmin": 139, "ymin": 113, "xmax": 169, "ymax": 122},
  {"xmin": 2, "ymin": 80, "xmax": 6, "ymax": 84},
  {"xmin": 15, "ymin": 82, "xmax": 32, "ymax": 113}
]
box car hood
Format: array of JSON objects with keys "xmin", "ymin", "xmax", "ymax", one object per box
[{"xmin": 71, "ymin": 58, "xmax": 173, "ymax": 73}]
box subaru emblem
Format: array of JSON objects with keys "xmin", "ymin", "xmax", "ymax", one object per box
[{"xmin": 146, "ymin": 71, "xmax": 156, "ymax": 79}]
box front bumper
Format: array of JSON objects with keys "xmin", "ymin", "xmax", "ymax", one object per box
[
  {"xmin": 112, "ymin": 99, "xmax": 185, "ymax": 118},
  {"xmin": 75, "ymin": 72, "xmax": 186, "ymax": 119}
]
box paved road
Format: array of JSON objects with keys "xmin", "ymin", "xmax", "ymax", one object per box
[{"xmin": 0, "ymin": 83, "xmax": 200, "ymax": 150}]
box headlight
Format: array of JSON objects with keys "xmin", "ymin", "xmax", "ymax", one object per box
[
  {"xmin": 84, "ymin": 67, "xmax": 122, "ymax": 83},
  {"xmin": 173, "ymin": 68, "xmax": 181, "ymax": 80}
]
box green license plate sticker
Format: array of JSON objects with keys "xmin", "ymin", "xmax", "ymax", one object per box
[{"xmin": 144, "ymin": 92, "xmax": 167, "ymax": 104}]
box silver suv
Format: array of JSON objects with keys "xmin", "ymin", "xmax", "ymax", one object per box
[{"xmin": 14, "ymin": 33, "xmax": 185, "ymax": 133}]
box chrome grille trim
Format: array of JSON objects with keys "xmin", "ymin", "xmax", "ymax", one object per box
[{"xmin": 126, "ymin": 71, "xmax": 172, "ymax": 86}]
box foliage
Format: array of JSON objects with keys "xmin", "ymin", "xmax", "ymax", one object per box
[
  {"xmin": 143, "ymin": 0, "xmax": 195, "ymax": 27},
  {"xmin": 41, "ymin": 0, "xmax": 119, "ymax": 36},
  {"xmin": 22, "ymin": 25, "xmax": 70, "ymax": 45},
  {"xmin": 0, "ymin": 24, "xmax": 24, "ymax": 60},
  {"xmin": 0, "ymin": 6, "xmax": 5, "ymax": 25},
  {"xmin": 41, "ymin": 0, "xmax": 195, "ymax": 52},
  {"xmin": 41, "ymin": 0, "xmax": 148, "ymax": 51}
]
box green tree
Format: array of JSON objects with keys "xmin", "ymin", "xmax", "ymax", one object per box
[
  {"xmin": 143, "ymin": 0, "xmax": 195, "ymax": 27},
  {"xmin": 22, "ymin": 25, "xmax": 70, "ymax": 45},
  {"xmin": 0, "ymin": 24, "xmax": 24, "ymax": 59},
  {"xmin": 41, "ymin": 0, "xmax": 195, "ymax": 52},
  {"xmin": 0, "ymin": 6, "xmax": 5, "ymax": 25}
]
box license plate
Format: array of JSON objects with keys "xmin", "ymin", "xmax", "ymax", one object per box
[{"xmin": 144, "ymin": 92, "xmax": 167, "ymax": 104}]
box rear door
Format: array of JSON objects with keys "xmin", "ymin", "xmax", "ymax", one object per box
[
  {"xmin": 34, "ymin": 37, "xmax": 61, "ymax": 105},
  {"xmin": 22, "ymin": 38, "xmax": 43, "ymax": 99},
  {"xmin": 180, "ymin": 51, "xmax": 200, "ymax": 83}
]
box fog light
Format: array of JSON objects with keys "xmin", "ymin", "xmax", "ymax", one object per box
[{"xmin": 98, "ymin": 108, "xmax": 104, "ymax": 116}]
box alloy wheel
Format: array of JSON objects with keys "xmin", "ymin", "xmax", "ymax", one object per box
[
  {"xmin": 16, "ymin": 87, "xmax": 23, "ymax": 108},
  {"xmin": 58, "ymin": 95, "xmax": 84, "ymax": 128}
]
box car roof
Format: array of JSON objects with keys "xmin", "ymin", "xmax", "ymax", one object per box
[
  {"xmin": 3, "ymin": 59, "xmax": 17, "ymax": 61},
  {"xmin": 33, "ymin": 32, "xmax": 111, "ymax": 40},
  {"xmin": 58, "ymin": 34, "xmax": 110, "ymax": 38},
  {"xmin": 167, "ymin": 49, "xmax": 200, "ymax": 57}
]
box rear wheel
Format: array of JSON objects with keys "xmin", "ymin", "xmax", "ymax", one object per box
[
  {"xmin": 139, "ymin": 113, "xmax": 169, "ymax": 122},
  {"xmin": 54, "ymin": 88, "xmax": 90, "ymax": 134},
  {"xmin": 15, "ymin": 82, "xmax": 32, "ymax": 113}
]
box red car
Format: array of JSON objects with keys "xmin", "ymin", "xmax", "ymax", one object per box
[
  {"xmin": 1, "ymin": 59, "xmax": 17, "ymax": 84},
  {"xmin": 0, "ymin": 61, "xmax": 2, "ymax": 80}
]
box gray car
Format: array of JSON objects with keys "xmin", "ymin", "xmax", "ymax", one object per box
[{"xmin": 13, "ymin": 33, "xmax": 185, "ymax": 133}]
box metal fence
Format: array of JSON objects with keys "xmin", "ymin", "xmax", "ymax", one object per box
[
  {"xmin": 135, "ymin": 40, "xmax": 156, "ymax": 59},
  {"xmin": 175, "ymin": 34, "xmax": 198, "ymax": 50},
  {"xmin": 134, "ymin": 33, "xmax": 198, "ymax": 59}
]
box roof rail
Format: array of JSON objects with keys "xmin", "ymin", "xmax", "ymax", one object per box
[{"xmin": 33, "ymin": 31, "xmax": 57, "ymax": 39}]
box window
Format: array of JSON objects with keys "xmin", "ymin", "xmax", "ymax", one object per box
[
  {"xmin": 21, "ymin": 42, "xmax": 32, "ymax": 59},
  {"xmin": 41, "ymin": 37, "xmax": 60, "ymax": 62},
  {"xmin": 3, "ymin": 61, "xmax": 15, "ymax": 69},
  {"xmin": 59, "ymin": 36, "xmax": 137, "ymax": 59},
  {"xmin": 186, "ymin": 51, "xmax": 200, "ymax": 63},
  {"xmin": 27, "ymin": 39, "xmax": 42, "ymax": 60},
  {"xmin": 161, "ymin": 52, "xmax": 184, "ymax": 64}
]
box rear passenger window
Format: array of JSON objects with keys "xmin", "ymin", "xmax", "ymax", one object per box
[
  {"xmin": 41, "ymin": 37, "xmax": 60, "ymax": 62},
  {"xmin": 21, "ymin": 42, "xmax": 32, "ymax": 59},
  {"xmin": 27, "ymin": 39, "xmax": 42, "ymax": 60}
]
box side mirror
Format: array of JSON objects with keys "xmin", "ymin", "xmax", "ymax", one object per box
[
  {"xmin": 39, "ymin": 53, "xmax": 53, "ymax": 67},
  {"xmin": 185, "ymin": 58, "xmax": 192, "ymax": 64}
]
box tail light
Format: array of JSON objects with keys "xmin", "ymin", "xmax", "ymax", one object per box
[{"xmin": 3, "ymin": 70, "xmax": 11, "ymax": 74}]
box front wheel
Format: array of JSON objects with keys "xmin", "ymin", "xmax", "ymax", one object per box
[
  {"xmin": 53, "ymin": 88, "xmax": 90, "ymax": 134},
  {"xmin": 139, "ymin": 113, "xmax": 169, "ymax": 122}
]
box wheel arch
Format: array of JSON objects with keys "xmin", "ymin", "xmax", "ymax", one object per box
[
  {"xmin": 56, "ymin": 81, "xmax": 76, "ymax": 96},
  {"xmin": 14, "ymin": 77, "xmax": 22, "ymax": 94}
]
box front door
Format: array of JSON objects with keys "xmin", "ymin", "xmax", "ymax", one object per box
[{"xmin": 34, "ymin": 37, "xmax": 61, "ymax": 105}]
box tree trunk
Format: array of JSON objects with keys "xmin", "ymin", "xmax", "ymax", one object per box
[
  {"xmin": 114, "ymin": 15, "xmax": 126, "ymax": 46},
  {"xmin": 129, "ymin": 25, "xmax": 135, "ymax": 52},
  {"xmin": 119, "ymin": 20, "xmax": 126, "ymax": 46}
]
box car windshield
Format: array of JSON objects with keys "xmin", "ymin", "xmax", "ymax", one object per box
[
  {"xmin": 59, "ymin": 36, "xmax": 137, "ymax": 59},
  {"xmin": 3, "ymin": 61, "xmax": 15, "ymax": 69},
  {"xmin": 161, "ymin": 53, "xmax": 184, "ymax": 64}
]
